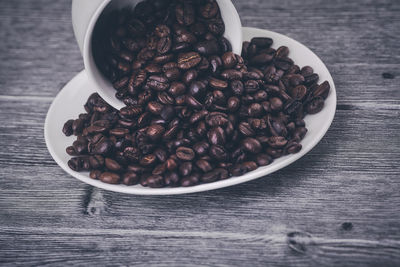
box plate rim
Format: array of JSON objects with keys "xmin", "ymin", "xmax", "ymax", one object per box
[{"xmin": 45, "ymin": 27, "xmax": 337, "ymax": 195}]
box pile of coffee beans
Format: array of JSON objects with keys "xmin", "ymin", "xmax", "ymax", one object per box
[
  {"xmin": 92, "ymin": 0, "xmax": 231, "ymax": 103},
  {"xmin": 62, "ymin": 0, "xmax": 330, "ymax": 188}
]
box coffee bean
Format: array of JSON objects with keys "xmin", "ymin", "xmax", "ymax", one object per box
[
  {"xmin": 256, "ymin": 154, "xmax": 272, "ymax": 166},
  {"xmin": 306, "ymin": 96, "xmax": 324, "ymax": 114},
  {"xmin": 193, "ymin": 141, "xmax": 210, "ymax": 156},
  {"xmin": 122, "ymin": 172, "xmax": 139, "ymax": 185},
  {"xmin": 146, "ymin": 124, "xmax": 165, "ymax": 141},
  {"xmin": 209, "ymin": 145, "xmax": 228, "ymax": 161},
  {"xmin": 178, "ymin": 52, "xmax": 202, "ymax": 70},
  {"xmin": 105, "ymin": 158, "xmax": 122, "ymax": 171},
  {"xmin": 194, "ymin": 40, "xmax": 220, "ymax": 55},
  {"xmin": 176, "ymin": 146, "xmax": 195, "ymax": 161},
  {"xmin": 63, "ymin": 120, "xmax": 74, "ymax": 136},
  {"xmin": 242, "ymin": 137, "xmax": 262, "ymax": 154},
  {"xmin": 196, "ymin": 159, "xmax": 213, "ymax": 173},
  {"xmin": 313, "ymin": 81, "xmax": 330, "ymax": 99},
  {"xmin": 209, "ymin": 77, "xmax": 228, "ymax": 90},
  {"xmin": 157, "ymin": 36, "xmax": 172, "ymax": 54},
  {"xmin": 251, "ymin": 37, "xmax": 273, "ymax": 48},
  {"xmin": 100, "ymin": 172, "xmax": 120, "ymax": 184},
  {"xmin": 208, "ymin": 126, "xmax": 226, "ymax": 145},
  {"xmin": 147, "ymin": 75, "xmax": 170, "ymax": 91},
  {"xmin": 179, "ymin": 162, "xmax": 193, "ymax": 176},
  {"xmin": 201, "ymin": 168, "xmax": 228, "ymax": 183},
  {"xmin": 146, "ymin": 174, "xmax": 165, "ymax": 188},
  {"xmin": 221, "ymin": 69, "xmax": 243, "ymax": 80},
  {"xmin": 180, "ymin": 173, "xmax": 201, "ymax": 187}
]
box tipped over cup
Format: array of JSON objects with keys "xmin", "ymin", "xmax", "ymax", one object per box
[{"xmin": 72, "ymin": 0, "xmax": 243, "ymax": 110}]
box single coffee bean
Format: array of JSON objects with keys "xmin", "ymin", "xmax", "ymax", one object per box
[
  {"xmin": 251, "ymin": 37, "xmax": 273, "ymax": 48},
  {"xmin": 176, "ymin": 146, "xmax": 195, "ymax": 161},
  {"xmin": 256, "ymin": 153, "xmax": 272, "ymax": 166},
  {"xmin": 180, "ymin": 173, "xmax": 201, "ymax": 187},
  {"xmin": 177, "ymin": 52, "xmax": 202, "ymax": 70},
  {"xmin": 208, "ymin": 126, "xmax": 226, "ymax": 145},
  {"xmin": 306, "ymin": 96, "xmax": 324, "ymax": 114},
  {"xmin": 146, "ymin": 124, "xmax": 165, "ymax": 141},
  {"xmin": 100, "ymin": 172, "xmax": 120, "ymax": 184},
  {"xmin": 194, "ymin": 40, "xmax": 220, "ymax": 55},
  {"xmin": 242, "ymin": 137, "xmax": 262, "ymax": 154},
  {"xmin": 179, "ymin": 162, "xmax": 193, "ymax": 176},
  {"xmin": 105, "ymin": 158, "xmax": 122, "ymax": 172},
  {"xmin": 63, "ymin": 119, "xmax": 74, "ymax": 136},
  {"xmin": 196, "ymin": 159, "xmax": 213, "ymax": 173},
  {"xmin": 122, "ymin": 172, "xmax": 139, "ymax": 185}
]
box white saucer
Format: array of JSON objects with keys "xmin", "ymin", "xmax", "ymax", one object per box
[{"xmin": 45, "ymin": 27, "xmax": 337, "ymax": 195}]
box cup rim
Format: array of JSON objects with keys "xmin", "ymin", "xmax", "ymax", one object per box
[{"xmin": 82, "ymin": 0, "xmax": 243, "ymax": 110}]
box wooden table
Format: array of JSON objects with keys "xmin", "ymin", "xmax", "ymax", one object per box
[{"xmin": 1, "ymin": 0, "xmax": 399, "ymax": 266}]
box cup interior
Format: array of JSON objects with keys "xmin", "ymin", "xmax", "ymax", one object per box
[{"xmin": 83, "ymin": 0, "xmax": 242, "ymax": 110}]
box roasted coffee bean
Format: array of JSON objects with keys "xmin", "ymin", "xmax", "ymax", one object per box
[
  {"xmin": 231, "ymin": 80, "xmax": 244, "ymax": 96},
  {"xmin": 164, "ymin": 68, "xmax": 180, "ymax": 81},
  {"xmin": 209, "ymin": 145, "xmax": 228, "ymax": 161},
  {"xmin": 227, "ymin": 97, "xmax": 240, "ymax": 112},
  {"xmin": 140, "ymin": 154, "xmax": 157, "ymax": 166},
  {"xmin": 169, "ymin": 82, "xmax": 186, "ymax": 96},
  {"xmin": 267, "ymin": 136, "xmax": 288, "ymax": 148},
  {"xmin": 201, "ymin": 168, "xmax": 228, "ymax": 183},
  {"xmin": 182, "ymin": 70, "xmax": 198, "ymax": 85},
  {"xmin": 100, "ymin": 172, "xmax": 120, "ymax": 184},
  {"xmin": 146, "ymin": 124, "xmax": 165, "ymax": 141},
  {"xmin": 179, "ymin": 162, "xmax": 193, "ymax": 176},
  {"xmin": 221, "ymin": 69, "xmax": 243, "ymax": 80},
  {"xmin": 90, "ymin": 170, "xmax": 102, "ymax": 180},
  {"xmin": 66, "ymin": 146, "xmax": 77, "ymax": 156},
  {"xmin": 176, "ymin": 146, "xmax": 195, "ymax": 161},
  {"xmin": 180, "ymin": 173, "xmax": 201, "ymax": 187},
  {"xmin": 157, "ymin": 36, "xmax": 172, "ymax": 54},
  {"xmin": 313, "ymin": 81, "xmax": 330, "ymax": 99},
  {"xmin": 146, "ymin": 174, "xmax": 164, "ymax": 188},
  {"xmin": 105, "ymin": 158, "xmax": 122, "ymax": 171},
  {"xmin": 275, "ymin": 46, "xmax": 289, "ymax": 58},
  {"xmin": 178, "ymin": 52, "xmax": 202, "ymax": 70},
  {"xmin": 289, "ymin": 85, "xmax": 307, "ymax": 100},
  {"xmin": 164, "ymin": 172, "xmax": 180, "ymax": 186},
  {"xmin": 175, "ymin": 2, "xmax": 195, "ymax": 26},
  {"xmin": 122, "ymin": 172, "xmax": 139, "ymax": 185},
  {"xmin": 250, "ymin": 53, "xmax": 273, "ymax": 65},
  {"xmin": 155, "ymin": 24, "xmax": 170, "ymax": 38},
  {"xmin": 193, "ymin": 141, "xmax": 210, "ymax": 156},
  {"xmin": 286, "ymin": 141, "xmax": 302, "ymax": 154},
  {"xmin": 208, "ymin": 126, "xmax": 226, "ymax": 145},
  {"xmin": 209, "ymin": 77, "xmax": 228, "ymax": 90},
  {"xmin": 231, "ymin": 161, "xmax": 258, "ymax": 176},
  {"xmin": 194, "ymin": 40, "xmax": 220, "ymax": 55},
  {"xmin": 89, "ymin": 155, "xmax": 104, "ymax": 169},
  {"xmin": 256, "ymin": 153, "xmax": 272, "ymax": 166},
  {"xmin": 221, "ymin": 52, "xmax": 237, "ymax": 69},
  {"xmin": 200, "ymin": 0, "xmax": 219, "ymax": 18},
  {"xmin": 196, "ymin": 159, "xmax": 213, "ymax": 173},
  {"xmin": 242, "ymin": 137, "xmax": 262, "ymax": 154},
  {"xmin": 270, "ymin": 97, "xmax": 283, "ymax": 111},
  {"xmin": 63, "ymin": 120, "xmax": 74, "ymax": 136},
  {"xmin": 209, "ymin": 55, "xmax": 223, "ymax": 74},
  {"xmin": 306, "ymin": 96, "xmax": 324, "ymax": 114},
  {"xmin": 251, "ymin": 37, "xmax": 273, "ymax": 48},
  {"xmin": 147, "ymin": 75, "xmax": 170, "ymax": 91}
]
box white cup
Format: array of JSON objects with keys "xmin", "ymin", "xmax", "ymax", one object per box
[{"xmin": 72, "ymin": 0, "xmax": 242, "ymax": 110}]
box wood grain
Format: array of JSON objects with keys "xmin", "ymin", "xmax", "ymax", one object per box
[{"xmin": 0, "ymin": 0, "xmax": 400, "ymax": 266}]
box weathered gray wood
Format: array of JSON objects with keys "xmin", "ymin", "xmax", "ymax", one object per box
[{"xmin": 0, "ymin": 0, "xmax": 400, "ymax": 266}]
